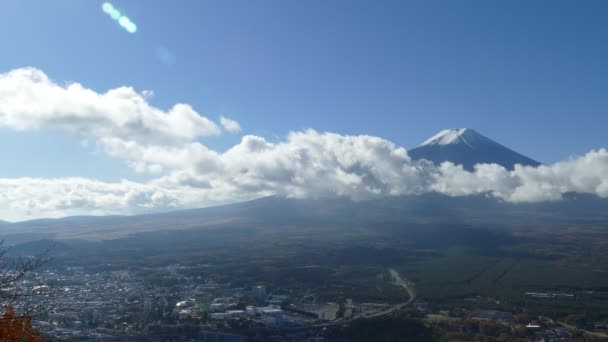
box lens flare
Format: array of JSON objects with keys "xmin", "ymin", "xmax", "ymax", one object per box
[
  {"xmin": 119, "ymin": 16, "xmax": 137, "ymax": 33},
  {"xmin": 109, "ymin": 9, "xmax": 121, "ymax": 20},
  {"xmin": 101, "ymin": 2, "xmax": 137, "ymax": 34},
  {"xmin": 101, "ymin": 2, "xmax": 113, "ymax": 13}
]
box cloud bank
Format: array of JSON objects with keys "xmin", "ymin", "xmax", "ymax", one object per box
[{"xmin": 1, "ymin": 67, "xmax": 607, "ymax": 221}]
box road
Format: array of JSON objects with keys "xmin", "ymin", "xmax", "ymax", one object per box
[
  {"xmin": 285, "ymin": 268, "xmax": 416, "ymax": 331},
  {"xmin": 314, "ymin": 268, "xmax": 415, "ymax": 328},
  {"xmin": 360, "ymin": 268, "xmax": 416, "ymax": 319},
  {"xmin": 389, "ymin": 268, "xmax": 416, "ymax": 305},
  {"xmin": 558, "ymin": 321, "xmax": 608, "ymax": 339}
]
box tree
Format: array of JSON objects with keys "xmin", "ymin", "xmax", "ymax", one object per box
[
  {"xmin": 479, "ymin": 320, "xmax": 498, "ymax": 337},
  {"xmin": 0, "ymin": 241, "xmax": 51, "ymax": 341},
  {"xmin": 515, "ymin": 312, "xmax": 529, "ymax": 324},
  {"xmin": 0, "ymin": 305, "xmax": 42, "ymax": 342}
]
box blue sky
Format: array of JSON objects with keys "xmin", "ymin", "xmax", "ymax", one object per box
[{"xmin": 0, "ymin": 1, "xmax": 607, "ymax": 220}]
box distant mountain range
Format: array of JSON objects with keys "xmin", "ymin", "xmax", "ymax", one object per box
[
  {"xmin": 408, "ymin": 128, "xmax": 541, "ymax": 171},
  {"xmin": 2, "ymin": 192, "xmax": 608, "ymax": 244}
]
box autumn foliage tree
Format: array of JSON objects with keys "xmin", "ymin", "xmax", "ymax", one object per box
[
  {"xmin": 0, "ymin": 305, "xmax": 42, "ymax": 342},
  {"xmin": 0, "ymin": 242, "xmax": 50, "ymax": 341}
]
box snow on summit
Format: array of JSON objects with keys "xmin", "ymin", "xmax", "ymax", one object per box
[
  {"xmin": 409, "ymin": 128, "xmax": 541, "ymax": 171},
  {"xmin": 421, "ymin": 128, "xmax": 471, "ymax": 146},
  {"xmin": 419, "ymin": 128, "xmax": 498, "ymax": 148}
]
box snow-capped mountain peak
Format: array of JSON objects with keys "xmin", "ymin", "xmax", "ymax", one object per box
[
  {"xmin": 420, "ymin": 128, "xmax": 480, "ymax": 147},
  {"xmin": 409, "ymin": 128, "xmax": 541, "ymax": 171}
]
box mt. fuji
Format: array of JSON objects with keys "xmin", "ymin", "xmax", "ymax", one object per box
[{"xmin": 408, "ymin": 128, "xmax": 541, "ymax": 171}]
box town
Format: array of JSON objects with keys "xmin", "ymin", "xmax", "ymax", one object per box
[{"xmin": 23, "ymin": 263, "xmax": 608, "ymax": 341}]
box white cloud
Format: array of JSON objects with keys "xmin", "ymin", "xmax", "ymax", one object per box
[
  {"xmin": 0, "ymin": 67, "xmax": 220, "ymax": 144},
  {"xmin": 430, "ymin": 149, "xmax": 608, "ymax": 202},
  {"xmin": 214, "ymin": 131, "xmax": 429, "ymax": 199},
  {"xmin": 1, "ymin": 67, "xmax": 608, "ymax": 221},
  {"xmin": 0, "ymin": 178, "xmax": 180, "ymax": 221},
  {"xmin": 1, "ymin": 133, "xmax": 608, "ymax": 222},
  {"xmin": 219, "ymin": 115, "xmax": 242, "ymax": 133}
]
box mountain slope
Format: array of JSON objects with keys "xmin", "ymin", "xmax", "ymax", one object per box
[
  {"xmin": 408, "ymin": 128, "xmax": 541, "ymax": 171},
  {"xmin": 4, "ymin": 193, "xmax": 608, "ymax": 243}
]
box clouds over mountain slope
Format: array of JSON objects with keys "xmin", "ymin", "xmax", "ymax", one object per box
[{"xmin": 0, "ymin": 67, "xmax": 607, "ymax": 221}]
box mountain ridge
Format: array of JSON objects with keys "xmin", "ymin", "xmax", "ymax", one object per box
[
  {"xmin": 4, "ymin": 193, "xmax": 608, "ymax": 244},
  {"xmin": 409, "ymin": 128, "xmax": 541, "ymax": 171}
]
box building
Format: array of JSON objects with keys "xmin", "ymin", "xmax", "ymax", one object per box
[{"xmin": 253, "ymin": 285, "xmax": 267, "ymax": 300}]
